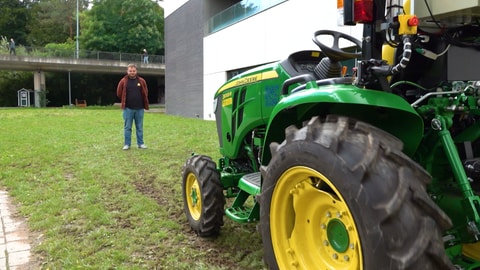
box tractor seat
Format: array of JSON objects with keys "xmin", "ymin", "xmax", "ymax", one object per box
[{"xmin": 280, "ymin": 50, "xmax": 326, "ymax": 77}]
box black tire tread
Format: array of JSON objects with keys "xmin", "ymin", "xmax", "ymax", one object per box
[
  {"xmin": 260, "ymin": 115, "xmax": 453, "ymax": 269},
  {"xmin": 182, "ymin": 155, "xmax": 225, "ymax": 237}
]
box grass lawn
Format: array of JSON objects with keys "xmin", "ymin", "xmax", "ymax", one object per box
[{"xmin": 0, "ymin": 107, "xmax": 264, "ymax": 269}]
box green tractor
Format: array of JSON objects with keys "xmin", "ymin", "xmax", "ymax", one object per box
[{"xmin": 182, "ymin": 0, "xmax": 480, "ymax": 268}]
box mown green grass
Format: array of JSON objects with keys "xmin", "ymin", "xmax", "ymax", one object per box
[{"xmin": 0, "ymin": 107, "xmax": 264, "ymax": 269}]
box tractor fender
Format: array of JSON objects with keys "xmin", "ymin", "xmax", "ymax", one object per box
[{"xmin": 261, "ymin": 83, "xmax": 424, "ymax": 164}]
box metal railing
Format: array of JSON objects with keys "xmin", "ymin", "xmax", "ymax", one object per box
[
  {"xmin": 1, "ymin": 46, "xmax": 165, "ymax": 64},
  {"xmin": 208, "ymin": 0, "xmax": 287, "ymax": 33}
]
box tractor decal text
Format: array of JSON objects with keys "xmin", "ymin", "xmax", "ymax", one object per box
[
  {"xmin": 222, "ymin": 92, "xmax": 232, "ymax": 107},
  {"xmin": 236, "ymin": 76, "xmax": 258, "ymax": 86},
  {"xmin": 216, "ymin": 70, "xmax": 279, "ymax": 95}
]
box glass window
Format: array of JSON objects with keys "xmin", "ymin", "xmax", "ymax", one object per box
[{"xmin": 209, "ymin": 0, "xmax": 287, "ymax": 34}]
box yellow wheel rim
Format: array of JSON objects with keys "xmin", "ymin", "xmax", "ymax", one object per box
[
  {"xmin": 185, "ymin": 172, "xmax": 202, "ymax": 220},
  {"xmin": 270, "ymin": 166, "xmax": 363, "ymax": 270},
  {"xmin": 463, "ymin": 242, "xmax": 480, "ymax": 261}
]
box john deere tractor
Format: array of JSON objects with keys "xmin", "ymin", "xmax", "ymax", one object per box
[{"xmin": 182, "ymin": 0, "xmax": 480, "ymax": 268}]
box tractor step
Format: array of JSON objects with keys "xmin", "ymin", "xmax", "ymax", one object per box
[
  {"xmin": 238, "ymin": 172, "xmax": 261, "ymax": 195},
  {"xmin": 225, "ymin": 172, "xmax": 261, "ymax": 223},
  {"xmin": 225, "ymin": 206, "xmax": 258, "ymax": 223}
]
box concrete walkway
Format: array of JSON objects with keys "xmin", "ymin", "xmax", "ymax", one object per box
[{"xmin": 0, "ymin": 190, "xmax": 33, "ymax": 269}]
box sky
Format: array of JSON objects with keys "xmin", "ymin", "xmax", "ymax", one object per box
[{"xmin": 159, "ymin": 0, "xmax": 188, "ymax": 16}]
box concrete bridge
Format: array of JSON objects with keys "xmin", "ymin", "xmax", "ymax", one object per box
[{"xmin": 0, "ymin": 51, "xmax": 165, "ymax": 107}]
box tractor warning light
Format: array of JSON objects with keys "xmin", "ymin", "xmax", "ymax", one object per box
[{"xmin": 354, "ymin": 0, "xmax": 373, "ymax": 23}]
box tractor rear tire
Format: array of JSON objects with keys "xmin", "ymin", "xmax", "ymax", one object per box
[
  {"xmin": 259, "ymin": 115, "xmax": 453, "ymax": 269},
  {"xmin": 182, "ymin": 155, "xmax": 225, "ymax": 237}
]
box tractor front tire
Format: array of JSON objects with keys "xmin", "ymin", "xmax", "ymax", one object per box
[
  {"xmin": 182, "ymin": 155, "xmax": 225, "ymax": 237},
  {"xmin": 259, "ymin": 115, "xmax": 453, "ymax": 269}
]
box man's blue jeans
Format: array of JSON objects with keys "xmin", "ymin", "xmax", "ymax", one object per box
[{"xmin": 123, "ymin": 108, "xmax": 144, "ymax": 146}]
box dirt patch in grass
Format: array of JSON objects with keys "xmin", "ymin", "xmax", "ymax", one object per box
[{"xmin": 133, "ymin": 177, "xmax": 253, "ymax": 270}]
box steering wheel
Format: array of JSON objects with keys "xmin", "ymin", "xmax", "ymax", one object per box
[{"xmin": 312, "ymin": 30, "xmax": 362, "ymax": 62}]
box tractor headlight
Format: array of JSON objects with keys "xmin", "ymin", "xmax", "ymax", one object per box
[{"xmin": 213, "ymin": 97, "xmax": 218, "ymax": 113}]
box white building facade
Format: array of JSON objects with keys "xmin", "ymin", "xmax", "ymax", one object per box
[{"xmin": 164, "ymin": 0, "xmax": 362, "ymax": 119}]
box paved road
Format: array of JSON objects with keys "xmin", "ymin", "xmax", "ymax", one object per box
[{"xmin": 0, "ymin": 190, "xmax": 35, "ymax": 269}]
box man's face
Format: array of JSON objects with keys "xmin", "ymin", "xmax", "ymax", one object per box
[{"xmin": 127, "ymin": 67, "xmax": 137, "ymax": 78}]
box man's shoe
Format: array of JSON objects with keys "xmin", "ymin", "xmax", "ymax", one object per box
[
  {"xmin": 122, "ymin": 145, "xmax": 130, "ymax": 150},
  {"xmin": 138, "ymin": 144, "xmax": 148, "ymax": 149}
]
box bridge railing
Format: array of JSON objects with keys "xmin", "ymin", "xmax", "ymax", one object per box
[{"xmin": 1, "ymin": 46, "xmax": 165, "ymax": 64}]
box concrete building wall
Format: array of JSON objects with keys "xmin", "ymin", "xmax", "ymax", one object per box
[{"xmin": 165, "ymin": 0, "xmax": 204, "ymax": 118}]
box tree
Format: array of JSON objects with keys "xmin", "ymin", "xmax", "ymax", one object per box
[
  {"xmin": 81, "ymin": 0, "xmax": 164, "ymax": 54},
  {"xmin": 0, "ymin": 71, "xmax": 34, "ymax": 107},
  {"xmin": 0, "ymin": 0, "xmax": 30, "ymax": 45},
  {"xmin": 26, "ymin": 0, "xmax": 90, "ymax": 46},
  {"xmin": 27, "ymin": 0, "xmax": 70, "ymax": 46},
  {"xmin": 0, "ymin": 0, "xmax": 164, "ymax": 107}
]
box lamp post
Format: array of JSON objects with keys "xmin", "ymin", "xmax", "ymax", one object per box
[
  {"xmin": 68, "ymin": 71, "xmax": 72, "ymax": 106},
  {"xmin": 76, "ymin": 0, "xmax": 79, "ymax": 58}
]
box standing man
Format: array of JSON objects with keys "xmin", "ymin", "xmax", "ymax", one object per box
[
  {"xmin": 9, "ymin": 38, "xmax": 15, "ymax": 55},
  {"xmin": 143, "ymin": 49, "xmax": 149, "ymax": 64},
  {"xmin": 116, "ymin": 63, "xmax": 149, "ymax": 150}
]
